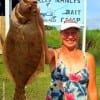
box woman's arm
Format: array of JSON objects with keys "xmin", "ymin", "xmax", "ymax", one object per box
[
  {"xmin": 45, "ymin": 48, "xmax": 57, "ymax": 72},
  {"xmin": 86, "ymin": 52, "xmax": 98, "ymax": 100}
]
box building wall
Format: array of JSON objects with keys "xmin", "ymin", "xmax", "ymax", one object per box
[{"xmin": 0, "ymin": 16, "xmax": 5, "ymax": 54}]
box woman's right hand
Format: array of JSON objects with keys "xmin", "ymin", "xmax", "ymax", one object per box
[{"xmin": 23, "ymin": 0, "xmax": 37, "ymax": 3}]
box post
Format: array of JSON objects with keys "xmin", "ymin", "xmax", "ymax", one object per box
[
  {"xmin": 5, "ymin": 0, "xmax": 12, "ymax": 36},
  {"xmin": 82, "ymin": 0, "xmax": 87, "ymax": 52},
  {"xmin": 2, "ymin": 81, "xmax": 5, "ymax": 100}
]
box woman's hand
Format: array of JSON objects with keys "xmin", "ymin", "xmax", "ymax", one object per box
[{"xmin": 23, "ymin": 0, "xmax": 37, "ymax": 3}]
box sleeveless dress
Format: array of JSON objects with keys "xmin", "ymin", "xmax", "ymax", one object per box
[{"xmin": 46, "ymin": 50, "xmax": 89, "ymax": 100}]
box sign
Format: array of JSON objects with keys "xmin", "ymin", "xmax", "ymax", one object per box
[{"xmin": 38, "ymin": 0, "xmax": 84, "ymax": 25}]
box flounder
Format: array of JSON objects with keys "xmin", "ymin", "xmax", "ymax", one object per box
[{"xmin": 3, "ymin": 0, "xmax": 48, "ymax": 99}]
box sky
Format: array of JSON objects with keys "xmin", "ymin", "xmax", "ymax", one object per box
[{"xmin": 87, "ymin": 0, "xmax": 100, "ymax": 29}]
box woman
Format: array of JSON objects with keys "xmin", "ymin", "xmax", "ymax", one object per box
[{"xmin": 46, "ymin": 19, "xmax": 98, "ymax": 100}]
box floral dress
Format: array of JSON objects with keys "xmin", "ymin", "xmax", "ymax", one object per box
[{"xmin": 46, "ymin": 51, "xmax": 89, "ymax": 100}]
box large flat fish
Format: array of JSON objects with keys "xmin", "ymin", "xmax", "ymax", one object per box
[{"xmin": 3, "ymin": 0, "xmax": 48, "ymax": 100}]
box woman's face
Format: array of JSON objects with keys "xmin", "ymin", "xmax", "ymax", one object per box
[{"xmin": 61, "ymin": 28, "xmax": 80, "ymax": 49}]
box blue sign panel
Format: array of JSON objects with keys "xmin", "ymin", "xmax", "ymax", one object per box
[{"xmin": 38, "ymin": 0, "xmax": 84, "ymax": 25}]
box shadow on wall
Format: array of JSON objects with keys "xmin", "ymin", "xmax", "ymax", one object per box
[
  {"xmin": 0, "ymin": 0, "xmax": 19, "ymax": 16},
  {"xmin": 0, "ymin": 0, "xmax": 5, "ymax": 16}
]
